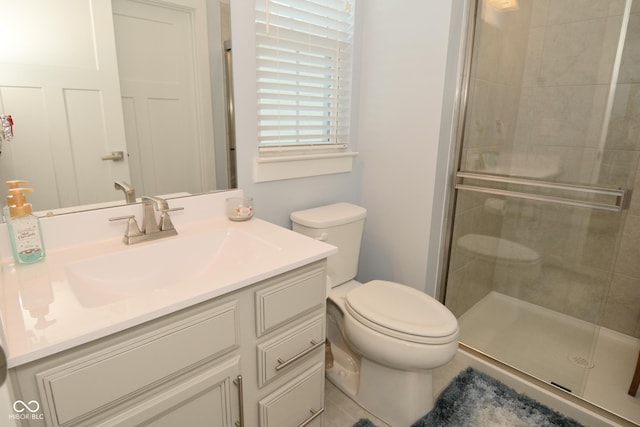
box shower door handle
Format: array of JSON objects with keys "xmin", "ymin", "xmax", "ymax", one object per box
[{"xmin": 456, "ymin": 172, "xmax": 630, "ymax": 213}]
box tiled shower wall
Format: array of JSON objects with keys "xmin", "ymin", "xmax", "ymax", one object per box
[
  {"xmin": 605, "ymin": 167, "xmax": 640, "ymax": 337},
  {"xmin": 447, "ymin": 0, "xmax": 640, "ymax": 337},
  {"xmin": 601, "ymin": 0, "xmax": 640, "ymax": 337},
  {"xmin": 460, "ymin": 1, "xmax": 533, "ymax": 169},
  {"xmin": 509, "ymin": 0, "xmax": 640, "ymax": 336}
]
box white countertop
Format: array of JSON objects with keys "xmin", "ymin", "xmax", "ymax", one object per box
[{"xmin": 0, "ymin": 194, "xmax": 336, "ymax": 368}]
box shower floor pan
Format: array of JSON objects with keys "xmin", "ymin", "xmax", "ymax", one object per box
[{"xmin": 459, "ymin": 291, "xmax": 640, "ymax": 424}]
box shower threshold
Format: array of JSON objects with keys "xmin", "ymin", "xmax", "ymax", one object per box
[{"xmin": 458, "ymin": 291, "xmax": 640, "ymax": 424}]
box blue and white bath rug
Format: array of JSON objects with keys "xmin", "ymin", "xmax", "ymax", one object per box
[{"xmin": 353, "ymin": 367, "xmax": 585, "ymax": 427}]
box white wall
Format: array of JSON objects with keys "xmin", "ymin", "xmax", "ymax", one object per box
[
  {"xmin": 230, "ymin": 1, "xmax": 466, "ymax": 297},
  {"xmin": 356, "ymin": 1, "xmax": 464, "ymax": 296}
]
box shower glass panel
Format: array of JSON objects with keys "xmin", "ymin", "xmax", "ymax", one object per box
[{"xmin": 445, "ymin": 0, "xmax": 640, "ymax": 422}]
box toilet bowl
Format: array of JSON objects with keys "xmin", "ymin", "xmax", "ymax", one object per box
[
  {"xmin": 328, "ymin": 280, "xmax": 458, "ymax": 426},
  {"xmin": 344, "ymin": 280, "xmax": 459, "ymax": 370},
  {"xmin": 291, "ymin": 203, "xmax": 459, "ymax": 427}
]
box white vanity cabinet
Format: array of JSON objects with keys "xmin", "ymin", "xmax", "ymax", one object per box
[{"xmin": 9, "ymin": 260, "xmax": 327, "ymax": 427}]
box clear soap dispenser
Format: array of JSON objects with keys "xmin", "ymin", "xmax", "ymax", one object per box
[{"xmin": 6, "ymin": 187, "xmax": 46, "ymax": 264}]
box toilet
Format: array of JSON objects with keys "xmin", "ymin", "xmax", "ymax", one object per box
[{"xmin": 291, "ymin": 203, "xmax": 459, "ymax": 427}]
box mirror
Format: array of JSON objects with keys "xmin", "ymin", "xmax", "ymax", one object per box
[{"xmin": 0, "ymin": 0, "xmax": 236, "ymax": 215}]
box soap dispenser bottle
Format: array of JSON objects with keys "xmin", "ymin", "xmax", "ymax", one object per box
[{"xmin": 6, "ymin": 187, "xmax": 46, "ymax": 264}]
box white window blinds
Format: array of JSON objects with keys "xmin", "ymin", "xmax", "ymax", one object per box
[{"xmin": 256, "ymin": 0, "xmax": 355, "ymax": 149}]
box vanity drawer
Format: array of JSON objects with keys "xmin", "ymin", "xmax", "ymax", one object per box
[
  {"xmin": 36, "ymin": 301, "xmax": 239, "ymax": 426},
  {"xmin": 258, "ymin": 363, "xmax": 324, "ymax": 427},
  {"xmin": 255, "ymin": 261, "xmax": 325, "ymax": 337},
  {"xmin": 257, "ymin": 314, "xmax": 325, "ymax": 387}
]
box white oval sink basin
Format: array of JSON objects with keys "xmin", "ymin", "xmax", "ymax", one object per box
[{"xmin": 65, "ymin": 228, "xmax": 281, "ymax": 307}]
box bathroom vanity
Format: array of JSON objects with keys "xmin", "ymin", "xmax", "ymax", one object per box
[{"xmin": 0, "ymin": 191, "xmax": 335, "ymax": 426}]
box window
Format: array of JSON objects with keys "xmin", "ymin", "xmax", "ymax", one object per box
[{"xmin": 254, "ymin": 0, "xmax": 358, "ymax": 182}]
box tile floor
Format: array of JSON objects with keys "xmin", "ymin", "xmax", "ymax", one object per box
[
  {"xmin": 323, "ymin": 355, "xmax": 469, "ymax": 427},
  {"xmin": 324, "ymin": 379, "xmax": 392, "ymax": 427},
  {"xmin": 323, "ymin": 341, "xmax": 640, "ymax": 427}
]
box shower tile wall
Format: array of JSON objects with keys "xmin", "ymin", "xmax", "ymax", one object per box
[
  {"xmin": 448, "ymin": 0, "xmax": 640, "ymax": 338},
  {"xmin": 515, "ymin": 0, "xmax": 626, "ymax": 184},
  {"xmin": 460, "ymin": 1, "xmax": 533, "ymax": 169},
  {"xmin": 604, "ymin": 1, "xmax": 640, "ymax": 337},
  {"xmin": 604, "ymin": 168, "xmax": 640, "ymax": 337}
]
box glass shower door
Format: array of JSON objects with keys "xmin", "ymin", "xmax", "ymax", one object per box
[{"xmin": 445, "ymin": 0, "xmax": 639, "ymax": 406}]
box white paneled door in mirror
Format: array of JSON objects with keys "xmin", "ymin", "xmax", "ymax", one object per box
[{"xmin": 0, "ymin": 0, "xmax": 131, "ymax": 210}]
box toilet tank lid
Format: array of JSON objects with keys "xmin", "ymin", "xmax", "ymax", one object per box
[{"xmin": 290, "ymin": 203, "xmax": 367, "ymax": 228}]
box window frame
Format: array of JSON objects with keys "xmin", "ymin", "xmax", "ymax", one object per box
[{"xmin": 253, "ymin": 0, "xmax": 358, "ymax": 182}]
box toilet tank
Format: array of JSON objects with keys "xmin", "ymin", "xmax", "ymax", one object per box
[{"xmin": 290, "ymin": 203, "xmax": 367, "ymax": 287}]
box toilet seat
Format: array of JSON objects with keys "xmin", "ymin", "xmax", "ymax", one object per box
[{"xmin": 344, "ymin": 280, "xmax": 459, "ymax": 345}]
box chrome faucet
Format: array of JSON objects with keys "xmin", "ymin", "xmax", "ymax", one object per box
[
  {"xmin": 114, "ymin": 181, "xmax": 136, "ymax": 204},
  {"xmin": 141, "ymin": 196, "xmax": 173, "ymax": 234},
  {"xmin": 109, "ymin": 196, "xmax": 183, "ymax": 245}
]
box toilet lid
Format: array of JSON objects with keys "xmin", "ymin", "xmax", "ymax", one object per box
[{"xmin": 345, "ymin": 280, "xmax": 458, "ymax": 344}]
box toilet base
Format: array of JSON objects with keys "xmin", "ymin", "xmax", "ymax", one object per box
[
  {"xmin": 328, "ymin": 349, "xmax": 434, "ymax": 427},
  {"xmin": 326, "ymin": 343, "xmax": 360, "ymax": 396},
  {"xmin": 358, "ymin": 358, "xmax": 434, "ymax": 427}
]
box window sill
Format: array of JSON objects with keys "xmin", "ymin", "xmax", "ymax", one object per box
[{"xmin": 253, "ymin": 151, "xmax": 358, "ymax": 182}]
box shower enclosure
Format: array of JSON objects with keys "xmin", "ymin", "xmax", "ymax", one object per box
[{"xmin": 444, "ymin": 0, "xmax": 640, "ymax": 423}]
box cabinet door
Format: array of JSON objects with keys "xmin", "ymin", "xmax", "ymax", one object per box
[
  {"xmin": 259, "ymin": 363, "xmax": 324, "ymax": 427},
  {"xmin": 36, "ymin": 300, "xmax": 239, "ymax": 425},
  {"xmin": 257, "ymin": 314, "xmax": 325, "ymax": 387},
  {"xmin": 96, "ymin": 356, "xmax": 241, "ymax": 427},
  {"xmin": 255, "ymin": 263, "xmax": 325, "ymax": 337}
]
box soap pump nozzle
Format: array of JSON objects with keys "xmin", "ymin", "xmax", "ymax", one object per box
[
  {"xmin": 5, "ymin": 180, "xmax": 27, "ymax": 207},
  {"xmin": 4, "ymin": 180, "xmax": 28, "ymax": 222},
  {"xmin": 6, "ymin": 180, "xmax": 28, "ymax": 190},
  {"xmin": 8, "ymin": 187, "xmax": 34, "ymax": 217}
]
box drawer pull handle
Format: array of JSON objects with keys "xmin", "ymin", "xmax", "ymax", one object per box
[
  {"xmin": 276, "ymin": 339, "xmax": 324, "ymax": 371},
  {"xmin": 298, "ymin": 407, "xmax": 324, "ymax": 427},
  {"xmin": 233, "ymin": 375, "xmax": 245, "ymax": 427}
]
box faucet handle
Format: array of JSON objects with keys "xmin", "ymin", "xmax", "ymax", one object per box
[
  {"xmin": 163, "ymin": 207, "xmax": 184, "ymax": 214},
  {"xmin": 109, "ymin": 215, "xmax": 144, "ymax": 243},
  {"xmin": 159, "ymin": 207, "xmax": 183, "ymax": 232}
]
